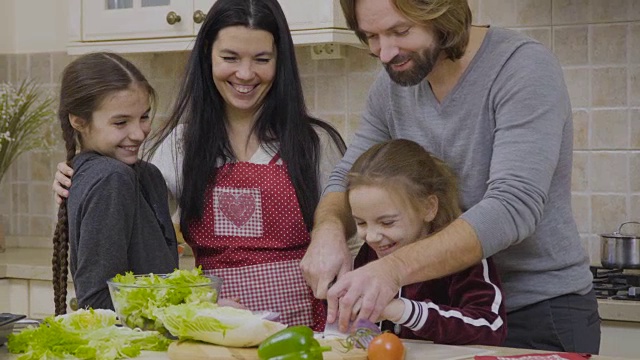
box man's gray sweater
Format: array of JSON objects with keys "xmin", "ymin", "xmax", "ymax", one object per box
[{"xmin": 325, "ymin": 28, "xmax": 592, "ymax": 312}]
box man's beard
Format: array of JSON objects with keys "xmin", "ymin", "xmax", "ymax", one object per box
[{"xmin": 383, "ymin": 46, "xmax": 441, "ymax": 87}]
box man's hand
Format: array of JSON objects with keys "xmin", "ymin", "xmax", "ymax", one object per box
[
  {"xmin": 326, "ymin": 258, "xmax": 400, "ymax": 332},
  {"xmin": 300, "ymin": 222, "xmax": 352, "ymax": 299},
  {"xmin": 52, "ymin": 161, "xmax": 73, "ymax": 204}
]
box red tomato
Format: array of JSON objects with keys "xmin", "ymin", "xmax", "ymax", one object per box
[{"xmin": 367, "ymin": 332, "xmax": 405, "ymax": 360}]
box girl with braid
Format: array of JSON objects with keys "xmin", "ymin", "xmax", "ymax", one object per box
[{"xmin": 51, "ymin": 52, "xmax": 178, "ymax": 315}]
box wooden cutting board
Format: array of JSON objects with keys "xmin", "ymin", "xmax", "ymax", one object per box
[{"xmin": 167, "ymin": 339, "xmax": 367, "ymax": 360}]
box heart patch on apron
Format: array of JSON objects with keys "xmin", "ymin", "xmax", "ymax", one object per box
[
  {"xmin": 213, "ymin": 187, "xmax": 263, "ymax": 237},
  {"xmin": 219, "ymin": 192, "xmax": 256, "ymax": 227}
]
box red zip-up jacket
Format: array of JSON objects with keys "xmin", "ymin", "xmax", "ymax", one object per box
[{"xmin": 354, "ymin": 245, "xmax": 507, "ymax": 346}]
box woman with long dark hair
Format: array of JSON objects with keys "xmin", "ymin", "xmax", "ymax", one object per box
[{"xmin": 54, "ymin": 0, "xmax": 345, "ymax": 330}]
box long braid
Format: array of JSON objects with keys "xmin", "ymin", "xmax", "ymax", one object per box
[{"xmin": 52, "ymin": 117, "xmax": 76, "ymax": 315}]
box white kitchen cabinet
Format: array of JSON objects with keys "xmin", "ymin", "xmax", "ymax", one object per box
[
  {"xmin": 0, "ymin": 279, "xmax": 29, "ymax": 316},
  {"xmin": 67, "ymin": 0, "xmax": 359, "ymax": 54},
  {"xmin": 600, "ymin": 320, "xmax": 640, "ymax": 358},
  {"xmin": 28, "ymin": 280, "xmax": 75, "ymax": 319},
  {"xmin": 82, "ymin": 0, "xmax": 200, "ymax": 41}
]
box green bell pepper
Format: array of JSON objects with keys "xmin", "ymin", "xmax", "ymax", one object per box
[{"xmin": 257, "ymin": 325, "xmax": 331, "ymax": 360}]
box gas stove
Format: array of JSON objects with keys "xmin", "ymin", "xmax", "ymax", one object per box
[{"xmin": 591, "ymin": 266, "xmax": 640, "ymax": 301}]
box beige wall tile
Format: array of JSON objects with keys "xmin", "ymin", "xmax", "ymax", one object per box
[
  {"xmin": 346, "ymin": 46, "xmax": 379, "ymax": 73},
  {"xmin": 591, "ymin": 109, "xmax": 628, "ymax": 149},
  {"xmin": 589, "ymin": 0, "xmax": 630, "ymax": 23},
  {"xmin": 519, "ymin": 28, "xmax": 552, "ymax": 49},
  {"xmin": 51, "ymin": 52, "xmax": 71, "ymax": 83},
  {"xmin": 16, "ymin": 215, "xmax": 29, "ymax": 235},
  {"xmin": 480, "ymin": 0, "xmax": 518, "ymax": 26},
  {"xmin": 630, "ymin": 66, "xmax": 640, "ymax": 107},
  {"xmin": 631, "ymin": 109, "xmax": 640, "ymax": 148},
  {"xmin": 588, "ymin": 234, "xmax": 601, "ymax": 265},
  {"xmin": 12, "ymin": 183, "xmax": 28, "ymax": 214},
  {"xmin": 151, "ymin": 80, "xmax": 178, "ymax": 117},
  {"xmin": 318, "ymin": 114, "xmax": 347, "ymax": 138},
  {"xmin": 300, "ymin": 75, "xmax": 316, "ymax": 113},
  {"xmin": 630, "ymin": 195, "xmax": 640, "ymax": 221},
  {"xmin": 590, "ymin": 24, "xmax": 627, "ymax": 65},
  {"xmin": 19, "ymin": 235, "xmax": 50, "ymax": 248},
  {"xmin": 346, "ymin": 113, "xmax": 363, "ymax": 145},
  {"xmin": 347, "ymin": 72, "xmax": 376, "ymax": 113},
  {"xmin": 517, "ymin": 0, "xmax": 552, "ymax": 26},
  {"xmin": 28, "ymin": 184, "xmax": 54, "ymax": 216},
  {"xmin": 591, "ymin": 194, "xmax": 627, "ymax": 234},
  {"xmin": 122, "ymin": 53, "xmax": 153, "ymax": 81},
  {"xmin": 553, "ymin": 0, "xmax": 590, "ymax": 25},
  {"xmin": 295, "ymin": 46, "xmax": 316, "ymax": 76},
  {"xmin": 316, "ymin": 75, "xmax": 346, "ymax": 113},
  {"xmin": 631, "ymin": 24, "xmax": 640, "ymax": 65},
  {"xmin": 573, "ymin": 109, "xmax": 589, "ymax": 149},
  {"xmin": 14, "ymin": 54, "xmax": 29, "ymax": 82},
  {"xmin": 468, "ymin": 0, "xmax": 480, "ymax": 22},
  {"xmin": 629, "ymin": 152, "xmax": 640, "ymax": 192},
  {"xmin": 563, "ymin": 67, "xmax": 590, "ymax": 108},
  {"xmin": 30, "ymin": 152, "xmax": 52, "ymax": 182},
  {"xmin": 29, "ymin": 216, "xmax": 53, "ymax": 237},
  {"xmin": 8, "ymin": 158, "xmax": 17, "ymax": 180},
  {"xmin": 553, "ymin": 26, "xmax": 588, "ymax": 65},
  {"xmin": 15, "ymin": 153, "xmax": 29, "ymax": 181},
  {"xmin": 591, "ymin": 67, "xmax": 627, "ymax": 107},
  {"xmin": 149, "ymin": 51, "xmax": 188, "ymax": 81},
  {"xmin": 572, "ymin": 151, "xmax": 589, "ymax": 190},
  {"xmin": 630, "ymin": 0, "xmax": 640, "ymax": 21},
  {"xmin": 29, "ymin": 53, "xmax": 51, "ymax": 84},
  {"xmin": 317, "ymin": 57, "xmax": 346, "ymax": 76},
  {"xmin": 590, "ymin": 152, "xmax": 627, "ymax": 192},
  {"xmin": 0, "ymin": 55, "xmax": 8, "ymax": 83},
  {"xmin": 578, "ymin": 234, "xmax": 590, "ymax": 260},
  {"xmin": 0, "ymin": 179, "xmax": 10, "ymax": 215},
  {"xmin": 572, "ymin": 194, "xmax": 591, "ymax": 233}
]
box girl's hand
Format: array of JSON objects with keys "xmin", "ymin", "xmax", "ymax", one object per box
[
  {"xmin": 52, "ymin": 162, "xmax": 74, "ymax": 204},
  {"xmin": 381, "ymin": 299, "xmax": 405, "ymax": 323}
]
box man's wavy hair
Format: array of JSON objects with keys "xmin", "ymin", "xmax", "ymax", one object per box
[{"xmin": 340, "ymin": 0, "xmax": 472, "ymax": 60}]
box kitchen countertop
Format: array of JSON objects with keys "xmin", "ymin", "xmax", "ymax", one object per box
[
  {"xmin": 0, "ymin": 343, "xmax": 633, "ymax": 359},
  {"xmin": 0, "ymin": 247, "xmax": 639, "ymax": 323}
]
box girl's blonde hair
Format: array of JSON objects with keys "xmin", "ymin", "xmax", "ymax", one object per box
[{"xmin": 347, "ymin": 139, "xmax": 461, "ymax": 233}]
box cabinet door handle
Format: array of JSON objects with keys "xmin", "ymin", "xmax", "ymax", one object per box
[
  {"xmin": 166, "ymin": 11, "xmax": 182, "ymax": 25},
  {"xmin": 193, "ymin": 10, "xmax": 206, "ymax": 24}
]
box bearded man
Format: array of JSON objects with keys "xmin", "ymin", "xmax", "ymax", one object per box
[{"xmin": 301, "ymin": 0, "xmax": 600, "ymax": 353}]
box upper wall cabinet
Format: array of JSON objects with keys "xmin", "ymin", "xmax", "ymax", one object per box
[{"xmin": 67, "ymin": 0, "xmax": 360, "ymax": 54}]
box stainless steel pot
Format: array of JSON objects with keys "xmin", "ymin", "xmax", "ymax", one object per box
[{"xmin": 600, "ymin": 221, "xmax": 640, "ymax": 269}]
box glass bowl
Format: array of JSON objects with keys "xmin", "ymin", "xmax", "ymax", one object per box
[{"xmin": 107, "ymin": 273, "xmax": 222, "ymax": 335}]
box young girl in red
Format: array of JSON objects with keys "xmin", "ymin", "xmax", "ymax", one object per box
[{"xmin": 347, "ymin": 139, "xmax": 506, "ymax": 346}]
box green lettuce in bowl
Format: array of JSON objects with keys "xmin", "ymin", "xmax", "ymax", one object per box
[{"xmin": 107, "ymin": 267, "xmax": 221, "ymax": 335}]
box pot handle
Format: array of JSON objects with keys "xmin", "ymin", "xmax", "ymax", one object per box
[{"xmin": 615, "ymin": 221, "xmax": 640, "ymax": 234}]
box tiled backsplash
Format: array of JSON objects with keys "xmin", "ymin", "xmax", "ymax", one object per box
[{"xmin": 1, "ymin": 0, "xmax": 639, "ymax": 263}]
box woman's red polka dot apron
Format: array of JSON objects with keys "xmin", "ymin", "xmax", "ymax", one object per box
[{"xmin": 188, "ymin": 154, "xmax": 326, "ymax": 331}]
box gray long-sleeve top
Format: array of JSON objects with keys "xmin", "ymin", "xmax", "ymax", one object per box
[
  {"xmin": 324, "ymin": 27, "xmax": 592, "ymax": 312},
  {"xmin": 68, "ymin": 152, "xmax": 178, "ymax": 310}
]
